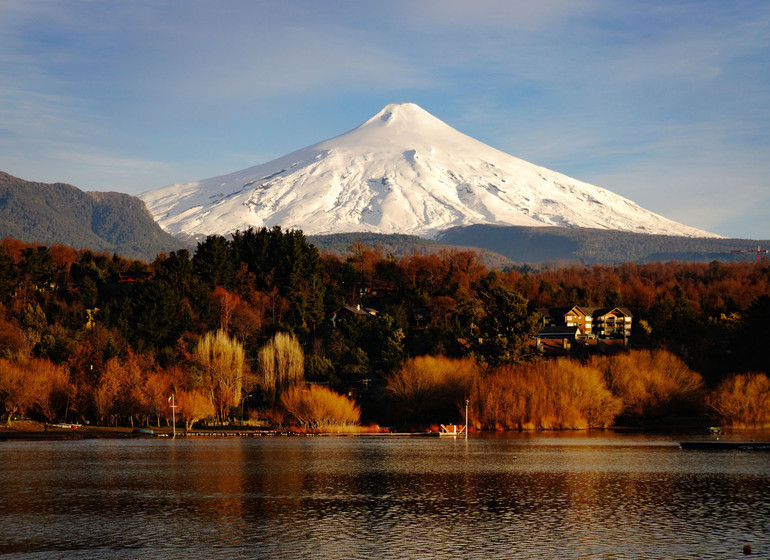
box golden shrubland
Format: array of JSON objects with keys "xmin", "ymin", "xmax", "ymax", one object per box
[
  {"xmin": 707, "ymin": 372, "xmax": 770, "ymax": 428},
  {"xmin": 384, "ymin": 350, "xmax": 711, "ymax": 430},
  {"xmin": 464, "ymin": 349, "xmax": 708, "ymax": 430},
  {"xmin": 280, "ymin": 385, "xmax": 361, "ymax": 431},
  {"xmin": 386, "ymin": 355, "xmax": 481, "ymax": 423},
  {"xmin": 589, "ymin": 349, "xmax": 704, "ymax": 417},
  {"xmin": 470, "ymin": 358, "xmax": 621, "ymax": 430}
]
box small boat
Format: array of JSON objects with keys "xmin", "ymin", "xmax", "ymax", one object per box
[
  {"xmin": 439, "ymin": 424, "xmax": 466, "ymax": 437},
  {"xmin": 53, "ymin": 423, "xmax": 81, "ymax": 429},
  {"xmin": 680, "ymin": 441, "xmax": 770, "ymax": 451},
  {"xmin": 132, "ymin": 428, "xmax": 155, "ymax": 436}
]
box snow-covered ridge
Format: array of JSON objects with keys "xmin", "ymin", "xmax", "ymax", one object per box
[{"xmin": 140, "ymin": 103, "xmax": 718, "ymax": 239}]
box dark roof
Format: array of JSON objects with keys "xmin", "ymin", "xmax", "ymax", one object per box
[
  {"xmin": 587, "ymin": 307, "xmax": 633, "ymax": 318},
  {"xmin": 337, "ymin": 305, "xmax": 374, "ymax": 316},
  {"xmin": 542, "ymin": 305, "xmax": 586, "ymax": 317}
]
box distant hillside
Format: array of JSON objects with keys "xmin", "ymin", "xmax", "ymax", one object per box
[
  {"xmin": 436, "ymin": 225, "xmax": 769, "ymax": 264},
  {"xmin": 307, "ymin": 232, "xmax": 516, "ymax": 269},
  {"xmin": 0, "ymin": 171, "xmax": 185, "ymax": 260}
]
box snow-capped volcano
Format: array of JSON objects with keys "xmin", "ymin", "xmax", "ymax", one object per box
[{"xmin": 140, "ymin": 103, "xmax": 716, "ymax": 239}]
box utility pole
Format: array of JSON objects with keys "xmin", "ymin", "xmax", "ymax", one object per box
[{"xmin": 465, "ymin": 399, "xmax": 469, "ymax": 438}]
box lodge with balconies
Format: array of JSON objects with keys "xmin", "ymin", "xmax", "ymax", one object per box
[{"xmin": 538, "ymin": 305, "xmax": 632, "ymax": 340}]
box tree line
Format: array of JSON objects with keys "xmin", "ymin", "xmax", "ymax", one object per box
[{"xmin": 0, "ymin": 229, "xmax": 768, "ymax": 429}]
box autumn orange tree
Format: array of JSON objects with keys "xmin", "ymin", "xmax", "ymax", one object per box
[
  {"xmin": 144, "ymin": 370, "xmax": 175, "ymax": 427},
  {"xmin": 176, "ymin": 388, "xmax": 216, "ymax": 431},
  {"xmin": 0, "ymin": 360, "xmax": 34, "ymax": 424},
  {"xmin": 0, "ymin": 357, "xmax": 71, "ymax": 425},
  {"xmin": 33, "ymin": 359, "xmax": 71, "ymax": 423},
  {"xmin": 92, "ymin": 358, "xmax": 122, "ymax": 425}
]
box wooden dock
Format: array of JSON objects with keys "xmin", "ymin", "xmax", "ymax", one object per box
[
  {"xmin": 680, "ymin": 441, "xmax": 770, "ymax": 451},
  {"xmin": 158, "ymin": 430, "xmax": 444, "ymax": 438}
]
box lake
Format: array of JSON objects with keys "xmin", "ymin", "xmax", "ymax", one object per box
[{"xmin": 1, "ymin": 432, "xmax": 768, "ymax": 559}]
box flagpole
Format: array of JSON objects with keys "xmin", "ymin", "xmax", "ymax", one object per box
[{"xmin": 169, "ymin": 394, "xmax": 176, "ymax": 438}]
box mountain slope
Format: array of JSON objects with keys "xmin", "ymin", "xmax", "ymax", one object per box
[
  {"xmin": 141, "ymin": 103, "xmax": 717, "ymax": 239},
  {"xmin": 306, "ymin": 232, "xmax": 516, "ymax": 269},
  {"xmin": 0, "ymin": 171, "xmax": 185, "ymax": 260},
  {"xmin": 438, "ymin": 224, "xmax": 767, "ymax": 264}
]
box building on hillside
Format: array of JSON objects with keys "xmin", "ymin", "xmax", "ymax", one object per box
[
  {"xmin": 411, "ymin": 307, "xmax": 431, "ymax": 330},
  {"xmin": 357, "ymin": 281, "xmax": 397, "ymax": 299},
  {"xmin": 117, "ymin": 271, "xmax": 153, "ymax": 283},
  {"xmin": 539, "ymin": 305, "xmax": 592, "ymax": 338},
  {"xmin": 538, "ymin": 305, "xmax": 632, "ymax": 340},
  {"xmin": 534, "ymin": 325, "xmax": 580, "ymax": 355},
  {"xmin": 590, "ymin": 307, "xmax": 633, "ymax": 338},
  {"xmin": 330, "ymin": 304, "xmax": 378, "ymax": 328}
]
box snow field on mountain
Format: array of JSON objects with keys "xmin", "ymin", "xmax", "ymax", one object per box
[{"xmin": 140, "ymin": 103, "xmax": 718, "ymax": 239}]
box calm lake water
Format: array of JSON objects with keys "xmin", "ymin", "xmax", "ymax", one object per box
[{"xmin": 1, "ymin": 432, "xmax": 768, "ymax": 559}]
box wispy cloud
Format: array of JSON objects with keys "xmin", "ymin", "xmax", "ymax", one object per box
[
  {"xmin": 410, "ymin": 0, "xmax": 604, "ymax": 32},
  {"xmin": 0, "ymin": 0, "xmax": 768, "ymax": 237}
]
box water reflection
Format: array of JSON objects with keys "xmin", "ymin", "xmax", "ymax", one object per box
[{"xmin": 0, "ymin": 433, "xmax": 768, "ymax": 559}]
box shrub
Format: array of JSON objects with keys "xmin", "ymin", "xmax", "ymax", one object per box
[
  {"xmin": 471, "ymin": 359, "xmax": 621, "ymax": 430},
  {"xmin": 386, "ymin": 355, "xmax": 481, "ymax": 423},
  {"xmin": 707, "ymin": 372, "xmax": 770, "ymax": 428},
  {"xmin": 280, "ymin": 385, "xmax": 360, "ymax": 432},
  {"xmin": 591, "ymin": 349, "xmax": 704, "ymax": 417}
]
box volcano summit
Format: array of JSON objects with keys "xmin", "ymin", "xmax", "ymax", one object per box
[{"xmin": 140, "ymin": 103, "xmax": 716, "ymax": 239}]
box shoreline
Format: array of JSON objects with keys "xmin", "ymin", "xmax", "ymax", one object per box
[
  {"xmin": 3, "ymin": 420, "xmax": 766, "ymax": 442},
  {"xmin": 0, "ymin": 421, "xmax": 435, "ymax": 440}
]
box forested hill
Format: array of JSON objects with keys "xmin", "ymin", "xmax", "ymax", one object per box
[
  {"xmin": 307, "ymin": 232, "xmax": 516, "ymax": 269},
  {"xmin": 437, "ymin": 225, "xmax": 769, "ymax": 264},
  {"xmin": 0, "ymin": 172, "xmax": 185, "ymax": 260}
]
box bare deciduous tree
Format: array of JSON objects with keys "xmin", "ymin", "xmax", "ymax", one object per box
[
  {"xmin": 257, "ymin": 332, "xmax": 304, "ymax": 406},
  {"xmin": 195, "ymin": 330, "xmax": 246, "ymax": 422}
]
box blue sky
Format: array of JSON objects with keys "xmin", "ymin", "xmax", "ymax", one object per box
[{"xmin": 1, "ymin": 0, "xmax": 769, "ymax": 238}]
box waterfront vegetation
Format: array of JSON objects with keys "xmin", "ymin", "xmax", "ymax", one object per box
[{"xmin": 0, "ymin": 228, "xmax": 769, "ymax": 431}]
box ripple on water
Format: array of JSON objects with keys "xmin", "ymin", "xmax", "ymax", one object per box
[{"xmin": 0, "ymin": 435, "xmax": 768, "ymax": 559}]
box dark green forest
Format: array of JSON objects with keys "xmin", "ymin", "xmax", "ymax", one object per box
[
  {"xmin": 437, "ymin": 224, "xmax": 770, "ymax": 264},
  {"xmin": 0, "ymin": 171, "xmax": 183, "ymax": 260}
]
